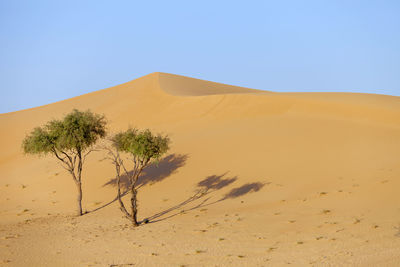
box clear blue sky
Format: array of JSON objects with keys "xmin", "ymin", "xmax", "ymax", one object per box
[{"xmin": 1, "ymin": 1, "xmax": 399, "ymax": 113}]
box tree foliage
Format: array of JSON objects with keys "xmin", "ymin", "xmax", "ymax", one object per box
[
  {"xmin": 112, "ymin": 128, "xmax": 169, "ymax": 164},
  {"xmin": 22, "ymin": 109, "xmax": 107, "ymax": 215},
  {"xmin": 23, "ymin": 109, "xmax": 106, "ymax": 156},
  {"xmin": 108, "ymin": 128, "xmax": 170, "ymax": 226}
]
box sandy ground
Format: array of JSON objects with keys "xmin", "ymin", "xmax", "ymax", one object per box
[{"xmin": 1, "ymin": 72, "xmax": 400, "ymax": 266}]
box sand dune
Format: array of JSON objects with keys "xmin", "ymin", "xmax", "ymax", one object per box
[{"xmin": 1, "ymin": 72, "xmax": 400, "ymax": 266}]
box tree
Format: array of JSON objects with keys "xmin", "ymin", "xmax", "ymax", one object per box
[
  {"xmin": 107, "ymin": 128, "xmax": 170, "ymax": 226},
  {"xmin": 22, "ymin": 109, "xmax": 107, "ymax": 216}
]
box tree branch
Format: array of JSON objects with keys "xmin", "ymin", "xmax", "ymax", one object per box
[
  {"xmin": 82, "ymin": 149, "xmax": 97, "ymax": 164},
  {"xmin": 52, "ymin": 148, "xmax": 72, "ymax": 170},
  {"xmin": 59, "ymin": 150, "xmax": 73, "ymax": 168}
]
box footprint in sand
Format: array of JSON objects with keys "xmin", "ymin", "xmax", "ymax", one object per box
[
  {"xmin": 322, "ymin": 209, "xmax": 331, "ymax": 215},
  {"xmin": 2, "ymin": 234, "xmax": 20, "ymax": 240}
]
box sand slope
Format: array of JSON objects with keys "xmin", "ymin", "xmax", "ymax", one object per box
[{"xmin": 1, "ymin": 72, "xmax": 400, "ymax": 266}]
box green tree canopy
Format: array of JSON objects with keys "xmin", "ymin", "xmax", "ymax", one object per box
[
  {"xmin": 109, "ymin": 128, "xmax": 170, "ymax": 226},
  {"xmin": 112, "ymin": 128, "xmax": 169, "ymax": 165},
  {"xmin": 22, "ymin": 109, "xmax": 107, "ymax": 216},
  {"xmin": 23, "ymin": 109, "xmax": 106, "ymax": 156}
]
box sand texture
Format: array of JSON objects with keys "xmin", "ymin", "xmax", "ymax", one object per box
[{"xmin": 1, "ymin": 72, "xmax": 400, "ymax": 266}]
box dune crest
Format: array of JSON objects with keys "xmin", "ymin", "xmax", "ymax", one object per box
[{"xmin": 155, "ymin": 72, "xmax": 266, "ymax": 96}]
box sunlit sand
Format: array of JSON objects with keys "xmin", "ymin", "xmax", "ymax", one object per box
[{"xmin": 1, "ymin": 72, "xmax": 400, "ymax": 266}]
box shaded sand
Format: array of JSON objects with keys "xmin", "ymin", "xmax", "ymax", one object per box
[{"xmin": 1, "ymin": 72, "xmax": 400, "ymax": 266}]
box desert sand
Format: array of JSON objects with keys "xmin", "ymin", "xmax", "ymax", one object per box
[{"xmin": 1, "ymin": 72, "xmax": 400, "ymax": 266}]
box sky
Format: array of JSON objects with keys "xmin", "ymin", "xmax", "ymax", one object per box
[{"xmin": 0, "ymin": 0, "xmax": 399, "ymax": 113}]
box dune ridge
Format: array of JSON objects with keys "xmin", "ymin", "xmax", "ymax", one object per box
[{"xmin": 1, "ymin": 72, "xmax": 400, "ymax": 266}]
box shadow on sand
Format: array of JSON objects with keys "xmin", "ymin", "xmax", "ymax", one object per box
[
  {"xmin": 88, "ymin": 153, "xmax": 265, "ymax": 223},
  {"xmin": 103, "ymin": 153, "xmax": 189, "ymax": 190},
  {"xmin": 87, "ymin": 154, "xmax": 188, "ymax": 214},
  {"xmin": 142, "ymin": 173, "xmax": 266, "ymax": 224}
]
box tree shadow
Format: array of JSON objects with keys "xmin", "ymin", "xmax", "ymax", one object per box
[
  {"xmin": 221, "ymin": 182, "xmax": 265, "ymax": 199},
  {"xmin": 103, "ymin": 153, "xmax": 189, "ymax": 190},
  {"xmin": 197, "ymin": 173, "xmax": 237, "ymax": 190},
  {"xmin": 142, "ymin": 173, "xmax": 266, "ymax": 224},
  {"xmin": 87, "ymin": 154, "xmax": 188, "ymax": 214}
]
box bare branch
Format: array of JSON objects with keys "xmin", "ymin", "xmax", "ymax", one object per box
[
  {"xmin": 52, "ymin": 148, "xmax": 72, "ymax": 170},
  {"xmin": 59, "ymin": 150, "xmax": 73, "ymax": 167},
  {"xmin": 73, "ymin": 154, "xmax": 77, "ymax": 169},
  {"xmin": 57, "ymin": 161, "xmax": 72, "ymax": 172},
  {"xmin": 82, "ymin": 148, "xmax": 99, "ymax": 164}
]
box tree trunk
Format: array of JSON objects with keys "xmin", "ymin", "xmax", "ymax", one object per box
[
  {"xmin": 130, "ymin": 186, "xmax": 139, "ymax": 226},
  {"xmin": 116, "ymin": 168, "xmax": 131, "ymax": 220},
  {"xmin": 75, "ymin": 181, "xmax": 83, "ymax": 216}
]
